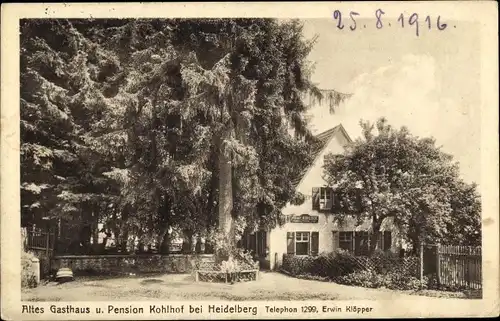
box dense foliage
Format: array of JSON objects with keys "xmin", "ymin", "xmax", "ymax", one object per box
[
  {"xmin": 22, "ymin": 251, "xmax": 38, "ymax": 288},
  {"xmin": 337, "ymin": 269, "xmax": 427, "ymax": 291},
  {"xmin": 323, "ymin": 118, "xmax": 481, "ymax": 254},
  {"xmin": 281, "ymin": 250, "xmax": 426, "ymax": 290},
  {"xmin": 20, "ymin": 18, "xmax": 331, "ymax": 254}
]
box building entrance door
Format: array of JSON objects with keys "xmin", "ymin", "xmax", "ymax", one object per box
[
  {"xmin": 255, "ymin": 231, "xmax": 269, "ymax": 270},
  {"xmin": 242, "ymin": 230, "xmax": 269, "ymax": 270}
]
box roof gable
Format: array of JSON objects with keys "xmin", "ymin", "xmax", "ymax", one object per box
[{"xmin": 291, "ymin": 124, "xmax": 351, "ymax": 188}]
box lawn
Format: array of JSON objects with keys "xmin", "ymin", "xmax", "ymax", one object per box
[{"xmin": 22, "ymin": 272, "xmax": 471, "ymax": 301}]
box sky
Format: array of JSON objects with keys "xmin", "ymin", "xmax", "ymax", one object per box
[{"xmin": 301, "ymin": 18, "xmax": 481, "ymax": 185}]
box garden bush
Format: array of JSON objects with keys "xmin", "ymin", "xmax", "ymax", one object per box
[
  {"xmin": 22, "ymin": 251, "xmax": 38, "ymax": 288},
  {"xmin": 383, "ymin": 272, "xmax": 428, "ymax": 290},
  {"xmin": 337, "ymin": 271, "xmax": 427, "ymax": 290},
  {"xmin": 282, "ymin": 249, "xmax": 365, "ymax": 278},
  {"xmin": 337, "ymin": 270, "xmax": 427, "ymax": 291},
  {"xmin": 337, "ymin": 270, "xmax": 384, "ymax": 288},
  {"xmin": 282, "ymin": 249, "xmax": 425, "ymax": 291}
]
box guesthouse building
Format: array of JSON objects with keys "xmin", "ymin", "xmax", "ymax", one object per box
[{"xmin": 241, "ymin": 124, "xmax": 403, "ymax": 270}]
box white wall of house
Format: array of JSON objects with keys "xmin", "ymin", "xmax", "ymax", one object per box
[
  {"xmin": 294, "ymin": 129, "xmax": 349, "ymax": 197},
  {"xmin": 267, "ymin": 127, "xmax": 402, "ymax": 270}
]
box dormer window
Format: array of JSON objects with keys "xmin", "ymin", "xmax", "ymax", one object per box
[
  {"xmin": 319, "ymin": 187, "xmax": 333, "ymax": 210},
  {"xmin": 312, "ymin": 187, "xmax": 334, "ymax": 211}
]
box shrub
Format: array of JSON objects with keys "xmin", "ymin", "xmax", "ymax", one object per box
[
  {"xmin": 426, "ymin": 273, "xmax": 439, "ymax": 289},
  {"xmin": 233, "ymin": 248, "xmax": 258, "ymax": 270},
  {"xmin": 331, "ymin": 249, "xmax": 365, "ymax": 275},
  {"xmin": 282, "ymin": 255, "xmax": 316, "ymax": 276},
  {"xmin": 382, "ymin": 272, "xmax": 428, "ymax": 291},
  {"xmin": 22, "ymin": 251, "xmax": 38, "ymax": 288},
  {"xmin": 282, "ymin": 250, "xmax": 378, "ymax": 279},
  {"xmin": 282, "ymin": 250, "xmax": 425, "ymax": 291},
  {"xmin": 337, "ymin": 270, "xmax": 427, "ymax": 291},
  {"xmin": 338, "ymin": 270, "xmax": 383, "ymax": 288}
]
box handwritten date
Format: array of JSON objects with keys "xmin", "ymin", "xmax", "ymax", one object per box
[{"xmin": 333, "ymin": 9, "xmax": 450, "ymax": 36}]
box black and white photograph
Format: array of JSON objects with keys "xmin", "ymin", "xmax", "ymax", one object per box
[{"xmin": 1, "ymin": 2, "xmax": 498, "ymax": 320}]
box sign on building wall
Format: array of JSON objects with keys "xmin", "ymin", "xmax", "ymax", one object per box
[{"xmin": 289, "ymin": 214, "xmax": 319, "ymax": 223}]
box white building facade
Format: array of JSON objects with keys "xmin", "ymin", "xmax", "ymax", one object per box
[{"xmin": 242, "ymin": 124, "xmax": 403, "ymax": 270}]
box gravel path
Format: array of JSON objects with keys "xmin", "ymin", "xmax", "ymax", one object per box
[{"xmin": 22, "ymin": 271, "xmax": 468, "ymax": 301}]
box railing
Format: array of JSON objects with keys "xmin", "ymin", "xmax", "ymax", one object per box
[{"xmin": 21, "ymin": 228, "xmax": 55, "ymax": 255}]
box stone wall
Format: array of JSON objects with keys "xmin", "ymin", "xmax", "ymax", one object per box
[{"xmin": 51, "ymin": 254, "xmax": 215, "ymax": 275}]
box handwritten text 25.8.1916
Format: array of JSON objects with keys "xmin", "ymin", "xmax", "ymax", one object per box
[{"xmin": 333, "ymin": 9, "xmax": 451, "ymax": 37}]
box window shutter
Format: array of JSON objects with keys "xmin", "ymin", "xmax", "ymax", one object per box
[
  {"xmin": 350, "ymin": 231, "xmax": 355, "ymax": 252},
  {"xmin": 260, "ymin": 232, "xmax": 267, "ymax": 256},
  {"xmin": 376, "ymin": 231, "xmax": 383, "ymax": 250},
  {"xmin": 326, "ymin": 187, "xmax": 334, "ymax": 210},
  {"xmin": 383, "ymin": 231, "xmax": 392, "ymax": 251},
  {"xmin": 354, "ymin": 231, "xmax": 361, "ymax": 255},
  {"xmin": 332, "ymin": 191, "xmax": 341, "ymax": 211},
  {"xmin": 286, "ymin": 232, "xmax": 295, "ymax": 254},
  {"xmin": 332, "ymin": 231, "xmax": 339, "ymax": 251},
  {"xmin": 311, "ymin": 232, "xmax": 319, "ymax": 256},
  {"xmin": 312, "ymin": 187, "xmax": 320, "ymax": 210},
  {"xmin": 250, "ymin": 233, "xmax": 257, "ymax": 253}
]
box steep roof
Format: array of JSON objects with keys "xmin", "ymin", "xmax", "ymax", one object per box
[{"xmin": 291, "ymin": 124, "xmax": 352, "ymax": 188}]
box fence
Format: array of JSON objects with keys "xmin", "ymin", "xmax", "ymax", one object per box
[
  {"xmin": 423, "ymin": 244, "xmax": 482, "ymax": 290},
  {"xmin": 282, "ymin": 252, "xmax": 420, "ymax": 280},
  {"xmin": 22, "ymin": 228, "xmax": 56, "ymax": 254},
  {"xmin": 22, "ymin": 228, "xmax": 56, "ymax": 278}
]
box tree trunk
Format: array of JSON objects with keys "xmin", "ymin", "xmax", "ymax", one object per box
[
  {"xmin": 369, "ymin": 216, "xmax": 382, "ymax": 256},
  {"xmin": 206, "ymin": 151, "xmax": 219, "ymax": 229},
  {"xmin": 159, "ymin": 196, "xmax": 171, "ymax": 254},
  {"xmin": 218, "ymin": 135, "xmax": 233, "ymax": 235},
  {"xmin": 216, "ymin": 125, "xmax": 234, "ymax": 260},
  {"xmin": 91, "ymin": 210, "xmax": 99, "ymax": 247},
  {"xmin": 411, "ymin": 237, "xmax": 421, "ymax": 257},
  {"xmin": 160, "ymin": 229, "xmax": 170, "ymax": 254},
  {"xmin": 120, "ymin": 230, "xmax": 129, "ymax": 253},
  {"xmin": 408, "ymin": 221, "xmax": 420, "ymax": 256},
  {"xmin": 137, "ymin": 240, "xmax": 144, "ymax": 253},
  {"xmin": 369, "ymin": 230, "xmax": 379, "ymax": 256},
  {"xmin": 182, "ymin": 230, "xmax": 194, "ymax": 254}
]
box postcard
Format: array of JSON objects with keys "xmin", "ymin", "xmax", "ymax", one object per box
[{"xmin": 1, "ymin": 2, "xmax": 498, "ymax": 319}]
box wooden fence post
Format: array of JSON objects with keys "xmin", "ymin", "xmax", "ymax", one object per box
[
  {"xmin": 419, "ymin": 243, "xmax": 424, "ymax": 282},
  {"xmin": 436, "ymin": 243, "xmax": 441, "ymax": 285},
  {"xmin": 46, "ymin": 232, "xmax": 50, "ymax": 256}
]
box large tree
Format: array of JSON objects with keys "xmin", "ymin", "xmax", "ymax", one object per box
[
  {"xmin": 21, "ymin": 18, "xmax": 339, "ymax": 256},
  {"xmin": 20, "ymin": 19, "xmax": 126, "ymax": 252},
  {"xmin": 323, "ymin": 118, "xmax": 481, "ymax": 255},
  {"xmin": 162, "ymin": 19, "xmax": 324, "ymax": 258}
]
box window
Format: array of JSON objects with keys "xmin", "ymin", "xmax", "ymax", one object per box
[
  {"xmin": 312, "ymin": 187, "xmax": 334, "ymax": 211},
  {"xmin": 319, "ymin": 187, "xmax": 333, "ymax": 210},
  {"xmin": 286, "ymin": 231, "xmax": 319, "ymax": 256},
  {"xmin": 295, "ymin": 232, "xmax": 309, "ymax": 255},
  {"xmin": 339, "ymin": 232, "xmax": 353, "ymax": 252},
  {"xmin": 336, "ymin": 231, "xmax": 392, "ymax": 254},
  {"xmin": 355, "ymin": 231, "xmax": 370, "ymax": 256}
]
